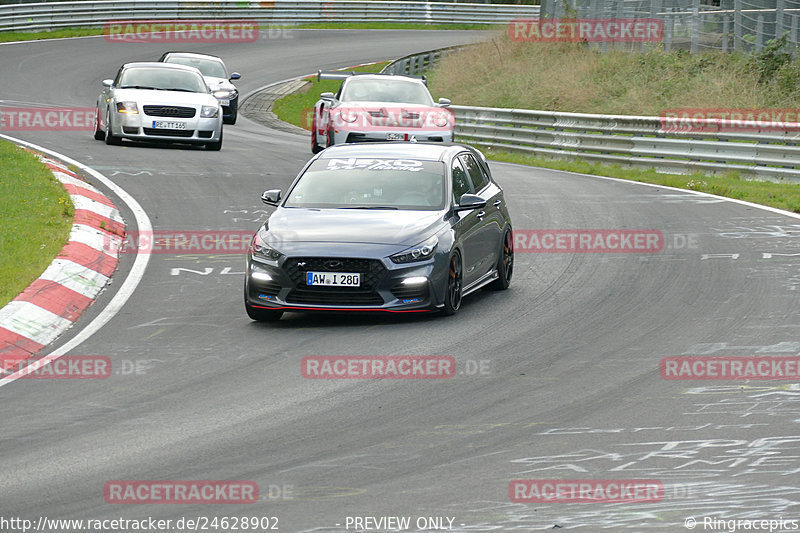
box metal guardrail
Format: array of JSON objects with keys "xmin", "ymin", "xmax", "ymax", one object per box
[
  {"xmin": 383, "ymin": 48, "xmax": 800, "ymax": 181},
  {"xmin": 451, "ymin": 106, "xmax": 800, "ymax": 181},
  {"xmin": 0, "ymin": 1, "xmax": 540, "ymax": 32}
]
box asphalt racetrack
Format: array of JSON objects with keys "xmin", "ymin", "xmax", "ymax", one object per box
[{"xmin": 1, "ymin": 29, "xmax": 799, "ymax": 531}]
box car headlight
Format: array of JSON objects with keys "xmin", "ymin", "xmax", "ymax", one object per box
[
  {"xmin": 250, "ymin": 228, "xmax": 283, "ymax": 263},
  {"xmin": 200, "ymin": 105, "xmax": 219, "ymax": 118},
  {"xmin": 116, "ymin": 101, "xmax": 138, "ymax": 114},
  {"xmin": 213, "ymin": 89, "xmax": 237, "ymax": 99},
  {"xmin": 390, "ymin": 235, "xmax": 438, "ymax": 264},
  {"xmin": 337, "ymin": 109, "xmax": 359, "ymax": 123}
]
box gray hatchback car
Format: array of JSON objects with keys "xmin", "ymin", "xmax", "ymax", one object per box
[{"xmin": 244, "ymin": 142, "xmax": 513, "ymax": 322}]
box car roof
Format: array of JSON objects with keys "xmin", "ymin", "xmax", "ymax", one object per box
[
  {"xmin": 121, "ymin": 62, "xmax": 202, "ymax": 73},
  {"xmin": 316, "ymin": 142, "xmax": 471, "ymax": 162},
  {"xmin": 162, "ymin": 52, "xmax": 224, "ymax": 62},
  {"xmin": 342, "ymin": 74, "xmax": 426, "ymax": 86}
]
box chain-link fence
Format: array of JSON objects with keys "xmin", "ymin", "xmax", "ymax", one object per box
[{"xmin": 539, "ymin": 0, "xmax": 800, "ymax": 53}]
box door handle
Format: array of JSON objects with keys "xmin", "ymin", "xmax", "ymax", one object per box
[
  {"xmin": 477, "ymin": 211, "xmax": 486, "ymax": 218},
  {"xmin": 493, "ymin": 200, "xmax": 502, "ymax": 207}
]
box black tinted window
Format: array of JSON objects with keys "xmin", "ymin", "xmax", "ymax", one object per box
[
  {"xmin": 460, "ymin": 153, "xmax": 488, "ymax": 192},
  {"xmin": 451, "ymin": 159, "xmax": 473, "ymax": 204}
]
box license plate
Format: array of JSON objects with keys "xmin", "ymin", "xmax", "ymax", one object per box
[
  {"xmin": 217, "ymin": 99, "xmax": 230, "ymax": 105},
  {"xmin": 152, "ymin": 120, "xmax": 187, "ymax": 129},
  {"xmin": 306, "ymin": 272, "xmax": 360, "ymax": 287},
  {"xmin": 386, "ymin": 132, "xmax": 405, "ymax": 141}
]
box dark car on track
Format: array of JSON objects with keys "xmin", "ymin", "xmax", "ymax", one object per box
[{"xmin": 244, "ymin": 142, "xmax": 513, "ymax": 322}]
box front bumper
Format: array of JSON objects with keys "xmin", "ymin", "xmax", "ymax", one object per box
[
  {"xmin": 245, "ymin": 253, "xmax": 443, "ymax": 314},
  {"xmin": 333, "ymin": 129, "xmax": 454, "ymax": 145},
  {"xmin": 112, "ymin": 112, "xmax": 222, "ymax": 143}
]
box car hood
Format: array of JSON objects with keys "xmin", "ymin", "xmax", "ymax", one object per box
[
  {"xmin": 113, "ymin": 88, "xmax": 217, "ymax": 106},
  {"xmin": 265, "ymin": 208, "xmax": 444, "ymax": 248},
  {"xmin": 204, "ymin": 76, "xmax": 236, "ymax": 91}
]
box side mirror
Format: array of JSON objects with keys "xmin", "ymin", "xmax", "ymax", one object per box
[
  {"xmin": 320, "ymin": 92, "xmax": 335, "ymax": 101},
  {"xmin": 261, "ymin": 189, "xmax": 281, "ymax": 206},
  {"xmin": 229, "ymin": 72, "xmax": 241, "ymax": 81},
  {"xmin": 454, "ymin": 193, "xmax": 486, "ymax": 212},
  {"xmin": 102, "ymin": 79, "xmax": 113, "ymax": 88},
  {"xmin": 438, "ymin": 97, "xmax": 451, "ymax": 107}
]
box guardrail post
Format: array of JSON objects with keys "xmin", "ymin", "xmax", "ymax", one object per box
[
  {"xmin": 756, "ymin": 14, "xmax": 764, "ymax": 52},
  {"xmin": 690, "ymin": 0, "xmax": 699, "ymax": 54},
  {"xmin": 722, "ymin": 16, "xmax": 729, "ymax": 52},
  {"xmin": 734, "ymin": 0, "xmax": 742, "ymax": 51},
  {"xmin": 664, "ymin": 14, "xmax": 673, "ymax": 52}
]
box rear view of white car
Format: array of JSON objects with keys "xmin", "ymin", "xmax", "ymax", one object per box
[{"xmin": 94, "ymin": 62, "xmax": 223, "ymax": 150}]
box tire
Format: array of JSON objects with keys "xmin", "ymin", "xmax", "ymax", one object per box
[
  {"xmin": 104, "ymin": 110, "xmax": 122, "ymax": 145},
  {"xmin": 224, "ymin": 109, "xmax": 237, "ymax": 125},
  {"xmin": 326, "ymin": 125, "xmax": 334, "ymax": 148},
  {"xmin": 311, "ymin": 115, "xmax": 323, "ymax": 154},
  {"xmin": 245, "ymin": 301, "xmax": 283, "ymax": 322},
  {"xmin": 440, "ymin": 251, "xmax": 463, "ymax": 316},
  {"xmin": 206, "ymin": 128, "xmax": 223, "ymax": 151},
  {"xmin": 490, "ymin": 228, "xmax": 514, "ymax": 291},
  {"xmin": 93, "ymin": 109, "xmax": 105, "ymax": 140}
]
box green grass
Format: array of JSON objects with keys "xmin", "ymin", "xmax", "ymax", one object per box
[
  {"xmin": 0, "ymin": 141, "xmax": 74, "ymax": 308},
  {"xmin": 0, "ymin": 27, "xmax": 104, "ymax": 43},
  {"xmin": 482, "ymin": 149, "xmax": 800, "ymax": 213},
  {"xmin": 272, "ymin": 62, "xmax": 389, "ymax": 130}
]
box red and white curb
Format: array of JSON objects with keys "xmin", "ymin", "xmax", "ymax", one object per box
[{"xmin": 0, "ymin": 153, "xmax": 124, "ymax": 369}]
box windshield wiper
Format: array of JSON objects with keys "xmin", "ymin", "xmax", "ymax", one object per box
[
  {"xmin": 162, "ymin": 88, "xmax": 196, "ymax": 92},
  {"xmin": 339, "ymin": 206, "xmax": 399, "ymax": 210}
]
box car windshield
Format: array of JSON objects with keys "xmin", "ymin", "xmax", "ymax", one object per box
[
  {"xmin": 340, "ymin": 78, "xmax": 434, "ymax": 105},
  {"xmin": 165, "ymin": 57, "xmax": 228, "ymax": 78},
  {"xmin": 284, "ymin": 158, "xmax": 445, "ymax": 210},
  {"xmin": 119, "ymin": 67, "xmax": 208, "ymax": 92}
]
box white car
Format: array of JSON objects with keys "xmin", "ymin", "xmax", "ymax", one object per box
[
  {"xmin": 94, "ymin": 62, "xmax": 223, "ymax": 150},
  {"xmin": 159, "ymin": 52, "xmax": 241, "ymax": 124},
  {"xmin": 311, "ymin": 72, "xmax": 453, "ymax": 154}
]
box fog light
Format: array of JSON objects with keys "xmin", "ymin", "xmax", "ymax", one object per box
[
  {"xmin": 401, "ymin": 276, "xmax": 428, "ymax": 285},
  {"xmin": 251, "ymin": 272, "xmax": 273, "ymax": 281}
]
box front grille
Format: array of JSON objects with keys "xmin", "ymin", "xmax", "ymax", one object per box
[
  {"xmin": 143, "ymin": 105, "xmax": 196, "ymax": 118},
  {"xmin": 287, "ymin": 288, "xmax": 384, "ymax": 306},
  {"xmin": 284, "ymin": 257, "xmax": 385, "ymax": 289},
  {"xmin": 143, "ymin": 128, "xmax": 194, "ymax": 137},
  {"xmin": 282, "ymin": 257, "xmax": 386, "ymax": 306},
  {"xmin": 391, "ymin": 283, "xmax": 429, "ymax": 301}
]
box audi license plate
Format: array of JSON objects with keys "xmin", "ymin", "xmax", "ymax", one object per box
[
  {"xmin": 152, "ymin": 120, "xmax": 187, "ymax": 129},
  {"xmin": 386, "ymin": 132, "xmax": 405, "ymax": 141},
  {"xmin": 306, "ymin": 272, "xmax": 360, "ymax": 287}
]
